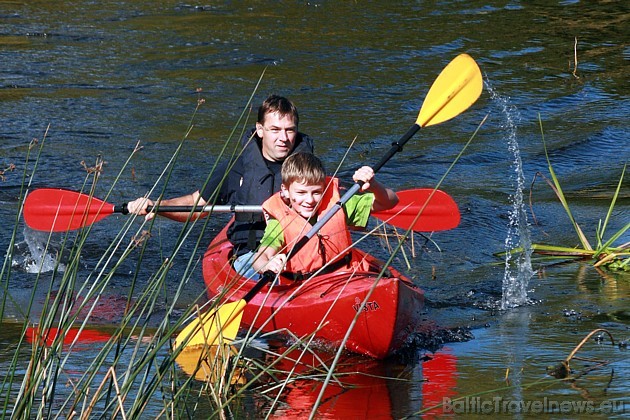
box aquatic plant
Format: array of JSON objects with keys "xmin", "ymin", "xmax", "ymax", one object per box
[
  {"xmin": 528, "ymin": 117, "xmax": 629, "ymax": 272},
  {"xmin": 412, "ymin": 327, "xmax": 621, "ymax": 419},
  {"xmin": 0, "ymin": 89, "xmax": 255, "ymax": 418},
  {"xmin": 1, "ymin": 57, "xmax": 486, "ymax": 417},
  {"xmin": 1, "ymin": 84, "xmax": 417, "ymax": 419},
  {"xmin": 546, "ymin": 328, "xmax": 616, "ymax": 379}
]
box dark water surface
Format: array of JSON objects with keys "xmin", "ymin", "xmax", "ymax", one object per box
[{"xmin": 1, "ymin": 1, "xmax": 628, "ymax": 418}]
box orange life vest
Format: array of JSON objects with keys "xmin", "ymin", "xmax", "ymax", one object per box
[{"xmin": 262, "ymin": 177, "xmax": 353, "ymax": 275}]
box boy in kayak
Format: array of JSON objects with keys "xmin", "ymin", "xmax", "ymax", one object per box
[{"xmin": 244, "ymin": 152, "xmax": 398, "ymax": 280}]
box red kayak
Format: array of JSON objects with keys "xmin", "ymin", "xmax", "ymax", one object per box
[{"xmin": 201, "ymin": 224, "xmax": 425, "ymax": 359}]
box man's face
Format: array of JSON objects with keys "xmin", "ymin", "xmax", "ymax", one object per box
[
  {"xmin": 256, "ymin": 111, "xmax": 298, "ymax": 162},
  {"xmin": 281, "ymin": 180, "xmax": 325, "ymax": 219}
]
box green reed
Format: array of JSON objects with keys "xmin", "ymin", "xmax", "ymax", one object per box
[
  {"xmin": 1, "ymin": 80, "xmax": 488, "ymax": 418},
  {"xmin": 0, "ymin": 77, "xmax": 387, "ymax": 418},
  {"xmin": 529, "ymin": 116, "xmax": 629, "ymax": 272},
  {"xmin": 0, "ymin": 90, "xmax": 251, "ymax": 418}
]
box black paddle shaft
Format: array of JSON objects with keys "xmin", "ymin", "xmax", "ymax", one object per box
[{"xmin": 243, "ymin": 123, "xmax": 422, "ymax": 302}]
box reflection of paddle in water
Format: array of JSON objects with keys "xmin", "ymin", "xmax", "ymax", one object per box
[{"xmin": 26, "ymin": 326, "xmax": 112, "ymax": 348}]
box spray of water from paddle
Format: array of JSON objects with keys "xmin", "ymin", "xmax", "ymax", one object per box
[
  {"xmin": 487, "ymin": 86, "xmax": 534, "ymax": 309},
  {"xmin": 13, "ymin": 227, "xmax": 67, "ymax": 273}
]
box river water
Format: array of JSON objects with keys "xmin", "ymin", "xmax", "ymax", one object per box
[{"xmin": 1, "ymin": 1, "xmax": 628, "ymax": 418}]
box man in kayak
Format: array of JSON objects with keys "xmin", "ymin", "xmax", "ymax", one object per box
[
  {"xmin": 247, "ymin": 152, "xmax": 398, "ymax": 280},
  {"xmin": 126, "ymin": 95, "xmax": 314, "ymax": 274}
]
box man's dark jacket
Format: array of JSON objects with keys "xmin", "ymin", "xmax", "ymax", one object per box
[{"xmin": 201, "ymin": 128, "xmax": 314, "ymax": 254}]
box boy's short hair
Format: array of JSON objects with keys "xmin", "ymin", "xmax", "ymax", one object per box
[
  {"xmin": 282, "ymin": 152, "xmax": 326, "ymax": 187},
  {"xmin": 258, "ymin": 94, "xmax": 299, "ymax": 125}
]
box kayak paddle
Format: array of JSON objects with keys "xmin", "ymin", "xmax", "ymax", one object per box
[
  {"xmin": 174, "ymin": 53, "xmax": 482, "ymax": 352},
  {"xmin": 23, "ymin": 187, "xmax": 459, "ymax": 233}
]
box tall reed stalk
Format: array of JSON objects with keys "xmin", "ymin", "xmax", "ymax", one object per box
[
  {"xmin": 2, "ymin": 82, "xmax": 484, "ymax": 418},
  {"xmin": 0, "ymin": 89, "xmax": 267, "ymax": 418},
  {"xmin": 0, "ymin": 84, "xmax": 397, "ymax": 418},
  {"xmin": 528, "ymin": 117, "xmax": 629, "ymax": 272}
]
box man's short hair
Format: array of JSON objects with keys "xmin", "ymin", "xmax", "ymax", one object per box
[{"xmin": 258, "ymin": 95, "xmax": 299, "ymax": 125}]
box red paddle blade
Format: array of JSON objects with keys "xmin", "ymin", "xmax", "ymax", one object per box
[
  {"xmin": 372, "ymin": 189, "xmax": 460, "ymax": 232},
  {"xmin": 23, "ymin": 188, "xmax": 115, "ymax": 232}
]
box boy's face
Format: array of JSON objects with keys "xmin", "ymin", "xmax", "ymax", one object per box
[{"xmin": 281, "ymin": 180, "xmax": 325, "ymax": 219}]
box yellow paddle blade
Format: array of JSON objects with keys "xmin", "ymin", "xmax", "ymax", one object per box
[
  {"xmin": 173, "ymin": 299, "xmax": 246, "ymax": 351},
  {"xmin": 417, "ymin": 54, "xmax": 483, "ymax": 128}
]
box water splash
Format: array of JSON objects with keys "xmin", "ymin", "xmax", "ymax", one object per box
[
  {"xmin": 12, "ymin": 227, "xmax": 67, "ymax": 273},
  {"xmin": 487, "ymin": 86, "xmax": 534, "ymax": 309}
]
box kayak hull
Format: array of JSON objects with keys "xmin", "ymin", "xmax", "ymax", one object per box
[{"xmin": 202, "ymin": 225, "xmax": 425, "ymax": 359}]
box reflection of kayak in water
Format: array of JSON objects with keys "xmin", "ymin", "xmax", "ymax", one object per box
[
  {"xmin": 257, "ymin": 343, "xmax": 395, "ymax": 419},
  {"xmin": 270, "ymin": 347, "xmax": 457, "ymax": 419},
  {"xmin": 202, "ymin": 223, "xmax": 425, "ymax": 359},
  {"xmin": 421, "ymin": 348, "xmax": 458, "ymax": 417}
]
